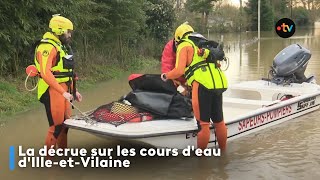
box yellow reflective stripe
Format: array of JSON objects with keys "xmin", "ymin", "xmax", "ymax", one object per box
[
  {"xmin": 43, "ymin": 32, "xmax": 61, "ymax": 44},
  {"xmin": 36, "ymin": 43, "xmax": 55, "ymax": 75},
  {"xmin": 175, "ymin": 41, "xmax": 192, "ymax": 68}
]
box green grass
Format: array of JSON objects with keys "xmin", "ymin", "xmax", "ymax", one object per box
[
  {"xmin": 0, "ymin": 56, "xmax": 158, "ymax": 121},
  {"xmin": 0, "ymin": 80, "xmax": 38, "ymax": 119},
  {"xmin": 76, "ymin": 56, "xmax": 158, "ymax": 90}
]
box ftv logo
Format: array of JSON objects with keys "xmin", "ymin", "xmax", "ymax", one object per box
[
  {"xmin": 277, "ymin": 23, "xmax": 294, "ymax": 32},
  {"xmin": 275, "ymin": 18, "xmax": 296, "ymax": 38}
]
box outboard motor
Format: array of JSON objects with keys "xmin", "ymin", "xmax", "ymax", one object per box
[{"xmin": 270, "ymin": 44, "xmax": 313, "ymax": 84}]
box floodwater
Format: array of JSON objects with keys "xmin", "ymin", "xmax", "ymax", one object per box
[{"xmin": 1, "ymin": 29, "xmax": 320, "ymax": 179}]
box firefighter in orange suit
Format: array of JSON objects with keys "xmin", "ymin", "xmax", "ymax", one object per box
[
  {"xmin": 161, "ymin": 23, "xmax": 228, "ymax": 151},
  {"xmin": 34, "ymin": 15, "xmax": 82, "ymax": 151}
]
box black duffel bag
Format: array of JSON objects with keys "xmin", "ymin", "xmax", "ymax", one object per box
[
  {"xmin": 129, "ymin": 74, "xmax": 177, "ymax": 94},
  {"xmin": 125, "ymin": 90, "xmax": 192, "ymax": 118},
  {"xmin": 167, "ymin": 93, "xmax": 193, "ymax": 118}
]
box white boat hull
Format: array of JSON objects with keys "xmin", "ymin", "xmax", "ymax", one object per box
[{"xmin": 65, "ymin": 80, "xmax": 320, "ymax": 149}]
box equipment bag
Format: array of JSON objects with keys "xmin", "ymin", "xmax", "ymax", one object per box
[{"xmin": 125, "ymin": 90, "xmax": 192, "ymax": 118}]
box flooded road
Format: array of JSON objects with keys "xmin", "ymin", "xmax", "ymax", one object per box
[{"xmin": 1, "ymin": 29, "xmax": 320, "ymax": 179}]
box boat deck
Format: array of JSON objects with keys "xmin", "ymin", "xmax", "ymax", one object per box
[{"xmin": 224, "ymin": 106, "xmax": 254, "ymax": 123}]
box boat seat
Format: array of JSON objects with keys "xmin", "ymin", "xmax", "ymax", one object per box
[{"xmin": 224, "ymin": 97, "xmax": 279, "ymax": 107}]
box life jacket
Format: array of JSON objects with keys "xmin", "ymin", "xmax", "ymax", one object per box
[
  {"xmin": 178, "ymin": 36, "xmax": 228, "ymax": 92},
  {"xmin": 34, "ymin": 38, "xmax": 76, "ymax": 99}
]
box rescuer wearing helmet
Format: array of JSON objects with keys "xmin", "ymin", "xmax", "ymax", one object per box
[
  {"xmin": 161, "ymin": 39, "xmax": 186, "ymax": 85},
  {"xmin": 160, "ymin": 25, "xmax": 188, "ymax": 95},
  {"xmin": 161, "ymin": 23, "xmax": 228, "ymax": 151},
  {"xmin": 34, "ymin": 14, "xmax": 82, "ymax": 152}
]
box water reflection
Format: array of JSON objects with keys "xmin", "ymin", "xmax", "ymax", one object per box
[{"xmin": 219, "ymin": 29, "xmax": 320, "ymax": 84}]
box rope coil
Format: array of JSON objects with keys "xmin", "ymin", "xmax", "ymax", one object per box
[{"xmin": 24, "ymin": 71, "xmax": 39, "ymax": 91}]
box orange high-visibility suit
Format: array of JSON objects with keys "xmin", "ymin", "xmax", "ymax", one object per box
[
  {"xmin": 166, "ymin": 44, "xmax": 227, "ymax": 150},
  {"xmin": 36, "ymin": 32, "xmax": 72, "ymax": 150}
]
